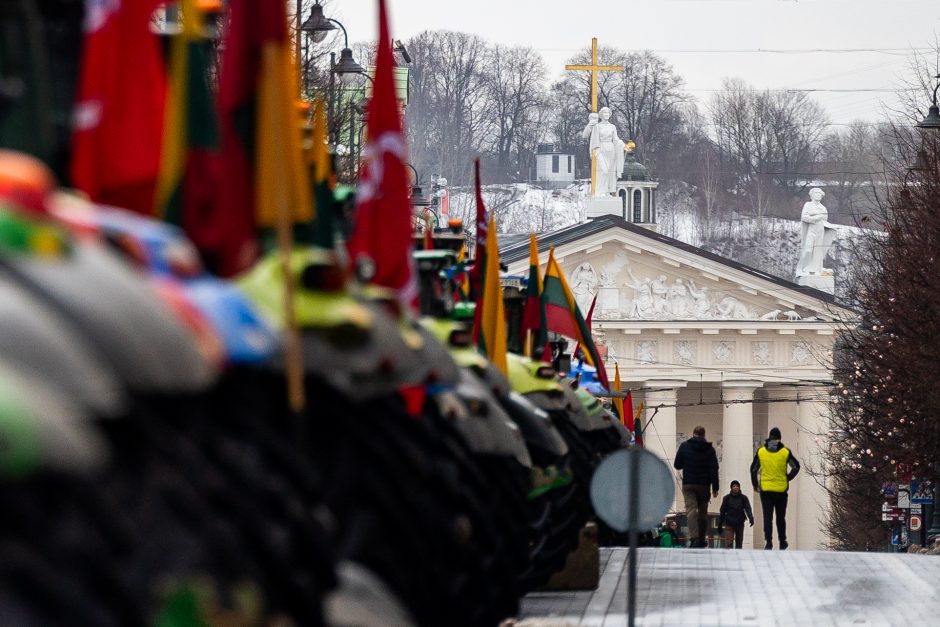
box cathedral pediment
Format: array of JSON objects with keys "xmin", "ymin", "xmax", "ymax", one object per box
[{"xmin": 501, "ymin": 215, "xmax": 851, "ymax": 325}]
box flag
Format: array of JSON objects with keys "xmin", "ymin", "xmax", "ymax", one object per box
[
  {"xmin": 468, "ymin": 159, "xmax": 488, "ymax": 298},
  {"xmin": 70, "ymin": 0, "xmax": 166, "ymax": 214},
  {"xmin": 521, "ymin": 233, "xmax": 548, "ymax": 358},
  {"xmin": 634, "ymin": 401, "xmax": 645, "ymax": 447},
  {"xmin": 310, "ymin": 98, "xmax": 337, "ymax": 249},
  {"xmin": 475, "ymin": 213, "xmax": 508, "ymax": 376},
  {"xmin": 572, "ymin": 293, "xmax": 597, "ymax": 364},
  {"xmin": 541, "ymin": 247, "xmax": 610, "ymax": 389},
  {"xmin": 612, "ymin": 363, "xmax": 624, "ymax": 423},
  {"xmin": 448, "ymin": 244, "xmax": 470, "ymax": 302},
  {"xmin": 623, "ymin": 389, "xmax": 635, "ymax": 432},
  {"xmin": 213, "ymin": 0, "xmax": 313, "ymax": 276},
  {"xmin": 470, "ymin": 159, "xmax": 487, "ymax": 343},
  {"xmin": 154, "ymin": 0, "xmax": 221, "ymax": 238},
  {"xmin": 346, "ymin": 0, "xmax": 416, "ymax": 307}
]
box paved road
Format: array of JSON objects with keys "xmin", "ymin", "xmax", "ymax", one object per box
[{"xmin": 518, "ymin": 547, "xmax": 940, "ymax": 626}]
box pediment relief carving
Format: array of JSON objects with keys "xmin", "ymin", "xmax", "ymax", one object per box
[{"xmin": 561, "ymin": 244, "xmax": 821, "ymax": 322}]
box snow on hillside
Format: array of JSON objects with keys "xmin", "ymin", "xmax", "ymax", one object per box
[{"xmin": 447, "ymin": 182, "xmax": 872, "ymax": 301}]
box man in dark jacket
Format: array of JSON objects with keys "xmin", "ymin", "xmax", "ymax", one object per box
[
  {"xmin": 750, "ymin": 427, "xmax": 801, "ymax": 550},
  {"xmin": 717, "ymin": 480, "xmax": 754, "ymax": 549},
  {"xmin": 674, "ymin": 425, "xmax": 719, "ymax": 548}
]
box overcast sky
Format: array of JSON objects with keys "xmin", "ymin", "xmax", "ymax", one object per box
[{"xmin": 330, "ymin": 0, "xmax": 939, "ymax": 124}]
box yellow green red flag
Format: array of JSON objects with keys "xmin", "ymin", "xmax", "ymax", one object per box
[{"xmin": 477, "ymin": 213, "xmax": 508, "ymax": 376}]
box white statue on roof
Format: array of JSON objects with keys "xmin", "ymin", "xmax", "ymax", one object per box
[
  {"xmin": 797, "ymin": 188, "xmax": 838, "ymax": 277},
  {"xmin": 582, "ymin": 107, "xmax": 625, "ymax": 196}
]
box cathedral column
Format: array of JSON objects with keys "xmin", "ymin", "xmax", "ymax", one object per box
[
  {"xmin": 762, "ymin": 385, "xmax": 802, "ymax": 549},
  {"xmin": 796, "ymin": 385, "xmax": 832, "ymax": 550},
  {"xmin": 642, "ymin": 381, "xmax": 687, "ymax": 513},
  {"xmin": 721, "ymin": 382, "xmax": 761, "ymax": 548}
]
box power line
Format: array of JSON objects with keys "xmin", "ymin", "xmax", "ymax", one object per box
[{"xmin": 537, "ymin": 47, "xmax": 933, "ymax": 55}]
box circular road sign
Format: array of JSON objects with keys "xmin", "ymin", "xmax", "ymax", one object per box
[
  {"xmin": 910, "ymin": 514, "xmax": 923, "ymax": 532},
  {"xmin": 590, "ymin": 448, "xmax": 674, "ymax": 533}
]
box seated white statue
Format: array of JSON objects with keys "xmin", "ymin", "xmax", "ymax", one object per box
[
  {"xmin": 582, "ymin": 107, "xmax": 625, "ymax": 196},
  {"xmin": 797, "ymin": 188, "xmax": 837, "ymax": 276}
]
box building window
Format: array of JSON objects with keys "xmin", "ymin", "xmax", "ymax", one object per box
[
  {"xmin": 633, "ymin": 190, "xmax": 642, "ymax": 222},
  {"xmin": 552, "ymin": 155, "xmax": 559, "ymax": 173},
  {"xmin": 567, "ymin": 155, "xmax": 572, "ymax": 173}
]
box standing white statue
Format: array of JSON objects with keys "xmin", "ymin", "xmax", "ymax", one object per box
[
  {"xmin": 797, "ymin": 188, "xmax": 838, "ymax": 276},
  {"xmin": 582, "ymin": 107, "xmax": 625, "ymax": 196}
]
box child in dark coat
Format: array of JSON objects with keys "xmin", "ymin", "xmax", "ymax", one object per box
[{"xmin": 717, "ymin": 480, "xmax": 754, "ymax": 549}]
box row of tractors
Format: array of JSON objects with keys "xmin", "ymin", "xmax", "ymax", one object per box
[{"xmin": 0, "ymin": 154, "xmax": 629, "ymax": 626}]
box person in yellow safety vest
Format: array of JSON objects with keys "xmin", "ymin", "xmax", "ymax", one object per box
[{"xmin": 750, "ymin": 427, "xmax": 801, "ymax": 550}]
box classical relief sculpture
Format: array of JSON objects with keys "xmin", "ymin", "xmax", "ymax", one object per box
[
  {"xmin": 674, "ymin": 340, "xmax": 696, "ymax": 365},
  {"xmin": 790, "ymin": 342, "xmax": 813, "ymax": 365},
  {"xmin": 570, "ymin": 263, "xmax": 598, "ymax": 314},
  {"xmin": 714, "ymin": 296, "xmax": 756, "ymax": 320},
  {"xmin": 651, "ymin": 275, "xmax": 669, "ymax": 317},
  {"xmin": 752, "ymin": 341, "xmax": 772, "ymax": 365},
  {"xmin": 635, "ymin": 340, "xmax": 658, "ymax": 364},
  {"xmin": 797, "ymin": 188, "xmax": 838, "ymax": 277},
  {"xmin": 713, "ymin": 341, "xmax": 735, "ymax": 364},
  {"xmin": 624, "ymin": 268, "xmax": 655, "ymax": 318},
  {"xmin": 667, "ymin": 279, "xmax": 691, "ymax": 317},
  {"xmin": 687, "ymin": 280, "xmax": 712, "ymax": 317},
  {"xmin": 582, "ymin": 107, "xmax": 625, "ymax": 196}
]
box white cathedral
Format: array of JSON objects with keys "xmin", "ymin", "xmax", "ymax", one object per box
[{"xmin": 502, "ymin": 148, "xmax": 850, "ymax": 551}]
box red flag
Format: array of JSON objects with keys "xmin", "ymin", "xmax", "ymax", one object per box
[
  {"xmin": 70, "ymin": 0, "xmax": 166, "ymax": 214},
  {"xmin": 346, "ymin": 0, "xmax": 416, "ymax": 307},
  {"xmin": 572, "ymin": 293, "xmax": 597, "ymax": 363},
  {"xmin": 468, "ymin": 159, "xmax": 488, "ymax": 296},
  {"xmin": 470, "ymin": 160, "xmax": 488, "ymax": 343},
  {"xmin": 623, "ymin": 390, "xmax": 635, "ymax": 432}
]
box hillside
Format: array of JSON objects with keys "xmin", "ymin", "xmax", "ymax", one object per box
[{"xmin": 448, "ymin": 182, "xmax": 870, "ymax": 300}]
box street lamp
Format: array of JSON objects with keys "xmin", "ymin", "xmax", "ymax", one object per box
[
  {"xmin": 916, "ymin": 74, "xmax": 940, "ymax": 130},
  {"xmin": 300, "ymin": 2, "xmax": 335, "ymax": 44},
  {"xmin": 300, "ymin": 5, "xmax": 363, "ymax": 84}
]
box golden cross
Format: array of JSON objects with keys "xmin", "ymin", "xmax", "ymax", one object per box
[
  {"xmin": 565, "ymin": 38, "xmax": 624, "ymax": 195},
  {"xmin": 565, "ymin": 37, "xmax": 624, "ymax": 114}
]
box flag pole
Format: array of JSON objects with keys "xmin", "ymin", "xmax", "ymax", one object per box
[{"xmin": 273, "ymin": 49, "xmax": 306, "ymax": 413}]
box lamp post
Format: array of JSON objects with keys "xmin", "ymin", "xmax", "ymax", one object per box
[
  {"xmin": 917, "ymin": 74, "xmax": 940, "ymax": 541},
  {"xmin": 301, "ymin": 4, "xmax": 365, "ymax": 83}
]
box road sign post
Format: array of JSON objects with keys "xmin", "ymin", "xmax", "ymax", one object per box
[{"xmin": 591, "ymin": 448, "xmax": 674, "ymax": 627}]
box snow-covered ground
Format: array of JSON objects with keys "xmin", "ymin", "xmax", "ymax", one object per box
[{"xmin": 448, "ymin": 181, "xmax": 871, "ymax": 300}]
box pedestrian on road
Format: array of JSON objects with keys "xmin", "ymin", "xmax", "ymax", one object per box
[
  {"xmin": 717, "ymin": 480, "xmax": 754, "ymax": 549},
  {"xmin": 658, "ymin": 519, "xmax": 682, "ymax": 548},
  {"xmin": 750, "ymin": 427, "xmax": 800, "ymax": 550},
  {"xmin": 674, "ymin": 425, "xmax": 719, "ymax": 548}
]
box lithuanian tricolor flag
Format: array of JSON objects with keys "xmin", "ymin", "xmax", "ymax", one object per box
[
  {"xmin": 542, "ymin": 246, "xmax": 610, "ymax": 388},
  {"xmin": 154, "ymin": 0, "xmax": 219, "ymax": 227},
  {"xmin": 476, "ymin": 213, "xmax": 508, "ymax": 376}
]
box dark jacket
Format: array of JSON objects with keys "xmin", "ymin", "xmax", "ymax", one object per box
[
  {"xmin": 673, "ymin": 436, "xmax": 719, "ymax": 491},
  {"xmin": 718, "ymin": 492, "xmax": 754, "ymax": 528},
  {"xmin": 749, "ymin": 438, "xmax": 801, "ymax": 493}
]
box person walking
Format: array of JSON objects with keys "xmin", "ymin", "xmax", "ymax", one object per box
[
  {"xmin": 674, "ymin": 425, "xmax": 719, "ymax": 548},
  {"xmin": 717, "ymin": 480, "xmax": 754, "ymax": 549},
  {"xmin": 750, "ymin": 427, "xmax": 801, "ymax": 550}
]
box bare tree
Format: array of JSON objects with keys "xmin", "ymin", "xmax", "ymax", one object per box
[
  {"xmin": 481, "ymin": 45, "xmax": 548, "ymax": 181},
  {"xmin": 709, "ymin": 78, "xmax": 828, "ymax": 219},
  {"xmin": 403, "ymin": 30, "xmax": 489, "ymax": 186},
  {"xmin": 607, "ymin": 51, "xmax": 688, "ymax": 162},
  {"xmin": 818, "ymin": 122, "xmax": 882, "ymax": 223}
]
